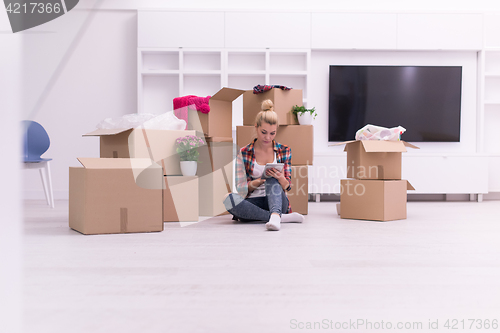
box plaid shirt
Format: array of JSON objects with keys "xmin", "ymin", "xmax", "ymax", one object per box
[{"xmin": 236, "ymin": 139, "xmax": 293, "ymax": 212}]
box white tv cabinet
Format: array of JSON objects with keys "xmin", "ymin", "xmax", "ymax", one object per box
[{"xmin": 308, "ymin": 153, "xmax": 489, "ymax": 201}]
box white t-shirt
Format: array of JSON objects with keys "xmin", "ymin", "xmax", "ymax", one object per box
[{"xmin": 248, "ymin": 153, "xmax": 277, "ymax": 198}]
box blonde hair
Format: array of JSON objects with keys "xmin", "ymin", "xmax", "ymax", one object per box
[{"xmin": 254, "ymin": 99, "xmax": 279, "ymax": 127}]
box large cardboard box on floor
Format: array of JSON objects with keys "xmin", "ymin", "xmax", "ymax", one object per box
[
  {"xmin": 288, "ymin": 166, "xmax": 309, "ymax": 215},
  {"xmin": 339, "ymin": 179, "xmax": 415, "ymax": 221},
  {"xmin": 69, "ymin": 158, "xmax": 163, "ymax": 235},
  {"xmin": 83, "ymin": 128, "xmax": 197, "ymax": 176},
  {"xmin": 332, "ymin": 140, "xmax": 419, "ymax": 180},
  {"xmin": 243, "ymin": 89, "xmax": 302, "ymax": 125},
  {"xmin": 163, "ymin": 176, "xmax": 199, "ymax": 222},
  {"xmin": 236, "ymin": 125, "xmax": 313, "ymax": 165},
  {"xmin": 187, "ymin": 87, "xmax": 245, "ymax": 138}
]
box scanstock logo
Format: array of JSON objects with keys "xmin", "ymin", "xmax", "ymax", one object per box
[{"xmin": 4, "ymin": 0, "xmax": 79, "ymax": 33}]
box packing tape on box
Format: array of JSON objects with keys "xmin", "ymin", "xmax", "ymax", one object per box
[{"xmin": 120, "ymin": 208, "xmax": 128, "ymax": 233}]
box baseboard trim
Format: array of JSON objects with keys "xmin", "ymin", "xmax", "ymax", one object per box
[
  {"xmin": 23, "ymin": 190, "xmax": 69, "ymax": 201},
  {"xmin": 484, "ymin": 192, "xmax": 500, "ymax": 200},
  {"xmin": 309, "ymin": 193, "xmax": 500, "ymax": 202},
  {"xmin": 24, "ymin": 190, "xmax": 499, "ymax": 202}
]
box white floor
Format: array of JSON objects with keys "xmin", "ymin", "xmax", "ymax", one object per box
[{"xmin": 23, "ymin": 199, "xmax": 500, "ymax": 333}]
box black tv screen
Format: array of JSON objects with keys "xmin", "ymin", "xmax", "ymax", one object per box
[{"xmin": 328, "ymin": 65, "xmax": 462, "ymax": 142}]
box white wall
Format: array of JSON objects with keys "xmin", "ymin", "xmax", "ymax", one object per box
[
  {"xmin": 0, "ymin": 8, "xmax": 23, "ymax": 333},
  {"xmin": 82, "ymin": 0, "xmax": 500, "ymax": 11},
  {"xmin": 22, "ymin": 8, "xmax": 138, "ymax": 199}
]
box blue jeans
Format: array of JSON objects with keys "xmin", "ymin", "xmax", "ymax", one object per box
[{"xmin": 223, "ymin": 177, "xmax": 289, "ymax": 222}]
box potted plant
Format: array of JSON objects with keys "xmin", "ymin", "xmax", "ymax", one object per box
[
  {"xmin": 175, "ymin": 135, "xmax": 205, "ymax": 176},
  {"xmin": 292, "ymin": 105, "xmax": 317, "ymax": 125}
]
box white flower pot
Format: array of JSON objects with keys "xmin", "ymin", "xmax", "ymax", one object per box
[
  {"xmin": 180, "ymin": 161, "xmax": 197, "ymax": 176},
  {"xmin": 297, "ymin": 112, "xmax": 313, "ymax": 125}
]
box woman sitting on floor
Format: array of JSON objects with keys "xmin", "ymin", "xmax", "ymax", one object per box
[{"xmin": 223, "ymin": 99, "xmax": 304, "ymax": 231}]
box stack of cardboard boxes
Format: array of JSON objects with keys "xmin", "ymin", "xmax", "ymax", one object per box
[
  {"xmin": 335, "ymin": 140, "xmax": 419, "ymax": 221},
  {"xmin": 236, "ymin": 89, "xmax": 312, "ymax": 214},
  {"xmin": 186, "ymin": 88, "xmax": 245, "ymax": 216},
  {"xmin": 72, "ymin": 87, "xmax": 249, "ymax": 233}
]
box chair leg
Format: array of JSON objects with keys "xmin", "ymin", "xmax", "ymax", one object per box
[
  {"xmin": 39, "ymin": 164, "xmax": 50, "ymax": 206},
  {"xmin": 45, "ymin": 161, "xmax": 55, "ymax": 208}
]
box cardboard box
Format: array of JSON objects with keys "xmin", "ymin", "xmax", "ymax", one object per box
[
  {"xmin": 199, "ymin": 161, "xmax": 233, "ymax": 217},
  {"xmin": 236, "ymin": 125, "xmax": 313, "ymax": 165},
  {"xmin": 187, "ymin": 87, "xmax": 245, "ymax": 137},
  {"xmin": 69, "ymin": 158, "xmax": 163, "ymax": 235},
  {"xmin": 333, "ymin": 140, "xmax": 419, "ymax": 180},
  {"xmin": 83, "ymin": 128, "xmax": 197, "ymax": 176},
  {"xmin": 288, "ymin": 166, "xmax": 309, "ymax": 215},
  {"xmin": 339, "ymin": 179, "xmax": 415, "ymax": 221},
  {"xmin": 163, "ymin": 176, "xmax": 199, "ymax": 222},
  {"xmin": 243, "ymin": 89, "xmax": 302, "ymax": 125},
  {"xmin": 197, "ymin": 136, "xmax": 234, "ymax": 177}
]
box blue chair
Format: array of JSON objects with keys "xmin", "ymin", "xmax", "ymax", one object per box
[{"xmin": 22, "ymin": 120, "xmax": 54, "ymax": 208}]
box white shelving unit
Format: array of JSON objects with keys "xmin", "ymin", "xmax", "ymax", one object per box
[
  {"xmin": 138, "ymin": 49, "xmax": 223, "ymax": 114},
  {"xmin": 137, "ymin": 46, "xmax": 310, "ymax": 199},
  {"xmin": 138, "ymin": 48, "xmax": 311, "ymax": 129},
  {"xmin": 483, "ymin": 13, "xmax": 500, "ymax": 192},
  {"xmin": 482, "ymin": 48, "xmax": 500, "ymax": 191},
  {"xmin": 484, "ymin": 50, "xmax": 500, "ymax": 104},
  {"xmin": 226, "ymin": 49, "xmax": 310, "ymax": 127}
]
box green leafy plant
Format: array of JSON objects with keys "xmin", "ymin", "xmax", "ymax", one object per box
[
  {"xmin": 175, "ymin": 135, "xmax": 205, "ymax": 162},
  {"xmin": 292, "ymin": 105, "xmax": 317, "ymax": 119}
]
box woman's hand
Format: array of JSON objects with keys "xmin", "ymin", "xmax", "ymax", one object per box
[
  {"xmin": 249, "ymin": 177, "xmax": 266, "ymax": 192},
  {"xmin": 266, "ymin": 167, "xmax": 290, "ymax": 191},
  {"xmin": 253, "ymin": 178, "xmax": 266, "ymax": 187},
  {"xmin": 265, "ymin": 168, "xmax": 286, "ymax": 182}
]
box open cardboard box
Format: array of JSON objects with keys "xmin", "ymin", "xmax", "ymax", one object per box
[
  {"xmin": 83, "ymin": 128, "xmax": 197, "ymax": 176},
  {"xmin": 236, "ymin": 125, "xmax": 313, "ymax": 166},
  {"xmin": 187, "ymin": 87, "xmax": 245, "ymax": 138},
  {"xmin": 339, "ymin": 179, "xmax": 415, "ymax": 221},
  {"xmin": 243, "ymin": 89, "xmax": 302, "ymax": 125},
  {"xmin": 197, "ymin": 136, "xmax": 234, "ymax": 177},
  {"xmin": 331, "ymin": 140, "xmax": 419, "ymax": 180},
  {"xmin": 69, "ymin": 158, "xmax": 163, "ymax": 235}
]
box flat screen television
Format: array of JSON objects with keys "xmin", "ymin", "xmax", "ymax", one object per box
[{"xmin": 328, "ymin": 65, "xmax": 462, "ymax": 142}]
